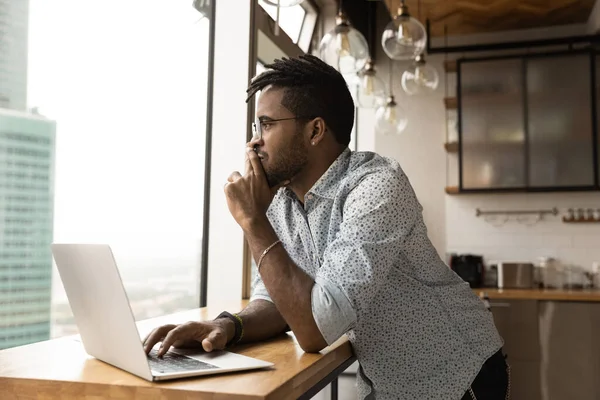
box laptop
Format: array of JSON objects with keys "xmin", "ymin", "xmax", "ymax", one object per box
[{"xmin": 51, "ymin": 243, "xmax": 274, "ymax": 381}]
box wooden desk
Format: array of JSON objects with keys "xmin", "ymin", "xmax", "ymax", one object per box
[{"xmin": 0, "ymin": 301, "xmax": 356, "ymax": 400}]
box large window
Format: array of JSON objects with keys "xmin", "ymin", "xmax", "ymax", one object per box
[
  {"xmin": 257, "ymin": 0, "xmax": 318, "ymax": 53},
  {"xmin": 258, "ymin": 0, "xmax": 306, "ymax": 44},
  {"xmin": 0, "ymin": 0, "xmax": 212, "ymax": 349}
]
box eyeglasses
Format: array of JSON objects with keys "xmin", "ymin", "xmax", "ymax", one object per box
[{"xmin": 252, "ymin": 116, "xmax": 314, "ymax": 140}]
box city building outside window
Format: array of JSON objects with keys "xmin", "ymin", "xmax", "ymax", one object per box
[{"xmin": 0, "ymin": 0, "xmax": 212, "ymax": 349}]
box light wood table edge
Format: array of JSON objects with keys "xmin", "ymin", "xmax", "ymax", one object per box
[
  {"xmin": 0, "ymin": 342, "xmax": 355, "ymax": 400},
  {"xmin": 474, "ymin": 288, "xmax": 600, "ymax": 302},
  {"xmin": 268, "ymin": 342, "xmax": 355, "ymax": 400},
  {"xmin": 0, "ymin": 299, "xmax": 357, "ymax": 400}
]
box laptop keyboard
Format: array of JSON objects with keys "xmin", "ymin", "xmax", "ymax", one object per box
[{"xmin": 147, "ymin": 349, "xmax": 219, "ymax": 373}]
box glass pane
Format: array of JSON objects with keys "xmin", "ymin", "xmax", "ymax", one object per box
[
  {"xmin": 527, "ymin": 54, "xmax": 594, "ymax": 187},
  {"xmin": 258, "ymin": 1, "xmax": 306, "ymax": 43},
  {"xmin": 460, "ymin": 59, "xmax": 525, "ymax": 189},
  {"xmin": 256, "ymin": 61, "xmax": 267, "ymax": 76},
  {"xmin": 0, "ymin": 0, "xmax": 211, "ymax": 349}
]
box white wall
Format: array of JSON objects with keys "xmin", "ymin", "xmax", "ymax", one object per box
[
  {"xmin": 354, "ymin": 6, "xmax": 600, "ymax": 270},
  {"xmin": 367, "ymin": 55, "xmax": 448, "ymax": 260},
  {"xmin": 446, "ymin": 192, "xmax": 600, "ymax": 269},
  {"xmin": 358, "ymin": 4, "xmax": 448, "ymax": 259}
]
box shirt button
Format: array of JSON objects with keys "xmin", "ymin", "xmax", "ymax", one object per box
[{"xmin": 306, "ymin": 194, "xmax": 313, "ymax": 200}]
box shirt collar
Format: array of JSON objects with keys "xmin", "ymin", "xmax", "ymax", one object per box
[{"xmin": 309, "ymin": 148, "xmax": 352, "ymax": 200}]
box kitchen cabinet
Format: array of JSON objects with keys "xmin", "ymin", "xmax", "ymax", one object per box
[
  {"xmin": 538, "ymin": 301, "xmax": 599, "ymax": 400},
  {"xmin": 488, "ymin": 299, "xmax": 541, "ymax": 399},
  {"xmin": 459, "ymin": 58, "xmax": 526, "ymax": 190},
  {"xmin": 488, "ymin": 299, "xmax": 600, "ymax": 400},
  {"xmin": 526, "ymin": 54, "xmax": 595, "ymax": 188},
  {"xmin": 457, "ymin": 50, "xmax": 598, "ymax": 192}
]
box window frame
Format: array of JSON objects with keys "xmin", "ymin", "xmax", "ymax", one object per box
[{"xmin": 199, "ymin": 0, "xmax": 216, "ymax": 307}]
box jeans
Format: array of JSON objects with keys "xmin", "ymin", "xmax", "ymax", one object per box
[{"xmin": 461, "ymin": 349, "xmax": 510, "ymax": 400}]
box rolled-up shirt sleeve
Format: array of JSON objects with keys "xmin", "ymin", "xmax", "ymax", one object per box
[
  {"xmin": 311, "ymin": 170, "xmax": 420, "ymax": 345},
  {"xmin": 249, "ymin": 272, "xmax": 273, "ymax": 303}
]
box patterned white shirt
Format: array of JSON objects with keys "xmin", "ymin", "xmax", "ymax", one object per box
[{"xmin": 251, "ymin": 149, "xmax": 503, "ymax": 399}]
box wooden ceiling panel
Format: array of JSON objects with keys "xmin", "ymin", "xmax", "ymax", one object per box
[{"xmin": 384, "ymin": 0, "xmax": 596, "ymax": 36}]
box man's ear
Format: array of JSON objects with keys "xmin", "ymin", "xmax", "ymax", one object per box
[{"xmin": 309, "ymin": 118, "xmax": 326, "ymax": 145}]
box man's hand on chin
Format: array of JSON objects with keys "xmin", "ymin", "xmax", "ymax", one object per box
[{"xmin": 224, "ymin": 146, "xmax": 287, "ymax": 231}]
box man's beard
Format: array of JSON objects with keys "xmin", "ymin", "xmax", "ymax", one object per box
[{"xmin": 264, "ymin": 132, "xmax": 308, "ymax": 188}]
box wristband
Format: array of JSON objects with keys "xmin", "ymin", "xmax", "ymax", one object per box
[{"xmin": 215, "ymin": 311, "xmax": 244, "ymax": 347}]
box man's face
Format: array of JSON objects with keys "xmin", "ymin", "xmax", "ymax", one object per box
[{"xmin": 253, "ymin": 87, "xmax": 309, "ymax": 188}]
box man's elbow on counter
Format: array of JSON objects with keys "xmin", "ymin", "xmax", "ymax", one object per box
[{"xmin": 297, "ymin": 336, "xmax": 328, "ymax": 353}]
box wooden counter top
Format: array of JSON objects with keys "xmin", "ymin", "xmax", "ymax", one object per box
[
  {"xmin": 0, "ymin": 300, "xmax": 355, "ymax": 400},
  {"xmin": 473, "ymin": 288, "xmax": 600, "ymax": 302}
]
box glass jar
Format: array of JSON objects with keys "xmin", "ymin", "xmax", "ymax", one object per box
[
  {"xmin": 538, "ymin": 257, "xmax": 562, "ymax": 289},
  {"xmin": 563, "ymin": 264, "xmax": 584, "ymax": 290}
]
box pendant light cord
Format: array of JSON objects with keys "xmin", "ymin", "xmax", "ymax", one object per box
[
  {"xmin": 274, "ymin": 0, "xmax": 280, "ymax": 36},
  {"xmin": 367, "ymin": 0, "xmax": 372, "ymax": 60},
  {"xmin": 389, "ymin": 57, "xmax": 394, "ymax": 96}
]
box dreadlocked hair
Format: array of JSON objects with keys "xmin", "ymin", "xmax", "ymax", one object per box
[{"xmin": 246, "ymin": 54, "xmax": 355, "ymax": 147}]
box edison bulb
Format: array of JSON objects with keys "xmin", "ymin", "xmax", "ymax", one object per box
[
  {"xmin": 375, "ymin": 96, "xmax": 408, "ymax": 135},
  {"xmin": 401, "ymin": 55, "xmax": 439, "ymax": 95},
  {"xmin": 263, "ymin": 0, "xmax": 305, "ymax": 6},
  {"xmin": 381, "ymin": 4, "xmax": 426, "ymax": 60},
  {"xmin": 319, "ymin": 12, "xmax": 369, "ymax": 75},
  {"xmin": 354, "ymin": 60, "xmax": 386, "ymax": 108}
]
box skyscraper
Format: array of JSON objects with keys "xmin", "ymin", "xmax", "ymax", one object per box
[
  {"xmin": 0, "ymin": 0, "xmax": 29, "ymax": 111},
  {"xmin": 0, "ymin": 108, "xmax": 56, "ymax": 349},
  {"xmin": 0, "ymin": 0, "xmax": 57, "ymax": 350}
]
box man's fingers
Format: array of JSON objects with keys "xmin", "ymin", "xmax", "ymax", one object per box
[
  {"xmin": 157, "ymin": 325, "xmax": 186, "ymax": 357},
  {"xmin": 202, "ymin": 329, "xmax": 227, "ymax": 352},
  {"xmin": 143, "ymin": 325, "xmax": 176, "ymax": 354},
  {"xmin": 227, "ymin": 171, "xmax": 242, "ymax": 183},
  {"xmin": 142, "ymin": 330, "xmax": 153, "ymax": 347},
  {"xmin": 246, "ymin": 147, "xmax": 265, "ymax": 178},
  {"xmin": 244, "ymin": 148, "xmax": 254, "ymax": 175}
]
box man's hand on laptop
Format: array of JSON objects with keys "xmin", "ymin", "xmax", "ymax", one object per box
[{"xmin": 143, "ymin": 319, "xmax": 235, "ymax": 357}]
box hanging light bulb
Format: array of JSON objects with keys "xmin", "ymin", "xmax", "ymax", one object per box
[
  {"xmin": 355, "ymin": 59, "xmax": 386, "ymax": 108},
  {"xmin": 401, "ymin": 54, "xmax": 439, "ymax": 95},
  {"xmin": 381, "ymin": 0, "xmax": 426, "ymax": 60},
  {"xmin": 319, "ymin": 11, "xmax": 369, "ymax": 75},
  {"xmin": 263, "ymin": 0, "xmax": 304, "ymax": 6},
  {"xmin": 375, "ymin": 95, "xmax": 408, "ymax": 135}
]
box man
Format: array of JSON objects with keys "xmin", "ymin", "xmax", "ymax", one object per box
[{"xmin": 143, "ymin": 54, "xmax": 509, "ymax": 399}]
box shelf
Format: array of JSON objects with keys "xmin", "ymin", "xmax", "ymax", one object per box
[
  {"xmin": 444, "ymin": 142, "xmax": 459, "ymax": 153},
  {"xmin": 461, "ymin": 92, "xmax": 521, "ymax": 105},
  {"xmin": 444, "ymin": 60, "xmax": 457, "ymax": 73},
  {"xmin": 445, "ymin": 186, "xmax": 460, "ymax": 195},
  {"xmin": 444, "ymin": 97, "xmax": 457, "ymax": 109},
  {"xmin": 562, "ymin": 217, "xmax": 600, "ymax": 223}
]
